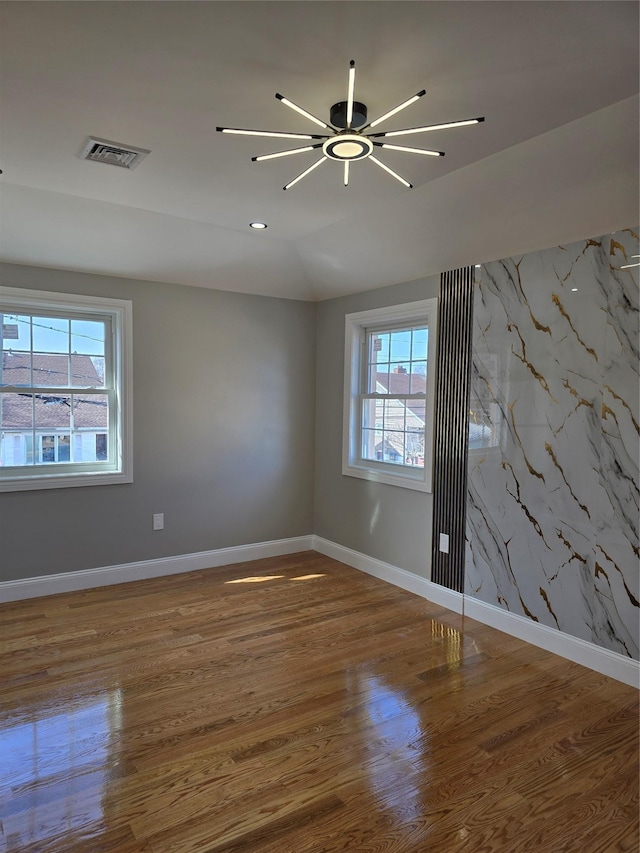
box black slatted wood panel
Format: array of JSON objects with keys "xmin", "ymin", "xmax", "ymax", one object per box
[{"xmin": 431, "ymin": 267, "xmax": 475, "ymax": 592}]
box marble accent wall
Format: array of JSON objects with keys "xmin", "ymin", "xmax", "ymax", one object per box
[{"xmin": 465, "ymin": 228, "xmax": 639, "ymax": 659}]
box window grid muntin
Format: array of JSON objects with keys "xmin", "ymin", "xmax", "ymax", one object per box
[
  {"xmin": 1, "ymin": 388, "xmax": 114, "ymax": 469},
  {"xmin": 1, "ymin": 302, "xmax": 118, "ymax": 475},
  {"xmin": 343, "ymin": 298, "xmax": 437, "ymax": 492},
  {"xmin": 360, "ymin": 397, "xmax": 426, "ymax": 469},
  {"xmin": 359, "ymin": 321, "xmax": 428, "ymax": 471},
  {"xmin": 364, "ymin": 322, "xmax": 428, "ymax": 395},
  {"xmin": 40, "ymin": 434, "xmax": 71, "ymax": 464},
  {"xmin": 1, "ymin": 310, "xmax": 109, "ymax": 390}
]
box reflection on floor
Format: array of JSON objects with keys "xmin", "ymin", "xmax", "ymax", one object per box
[{"xmin": 0, "ymin": 551, "xmax": 638, "ymax": 852}]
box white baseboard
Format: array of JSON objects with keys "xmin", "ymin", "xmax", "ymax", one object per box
[
  {"xmin": 312, "ymin": 535, "xmax": 464, "ymax": 615},
  {"xmin": 313, "ymin": 536, "xmax": 637, "ymax": 688},
  {"xmin": 3, "ymin": 533, "xmax": 637, "ymax": 689},
  {"xmin": 464, "ymin": 596, "xmax": 640, "ymax": 690},
  {"xmin": 0, "ymin": 535, "xmax": 314, "ymax": 603}
]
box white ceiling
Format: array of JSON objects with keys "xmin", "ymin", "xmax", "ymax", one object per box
[{"xmin": 0, "ymin": 1, "xmax": 638, "ymax": 301}]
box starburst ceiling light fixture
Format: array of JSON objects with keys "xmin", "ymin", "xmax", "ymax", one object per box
[{"xmin": 217, "ymin": 60, "xmax": 484, "ymax": 190}]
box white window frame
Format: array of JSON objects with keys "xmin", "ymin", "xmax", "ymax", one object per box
[
  {"xmin": 0, "ymin": 286, "xmax": 133, "ymax": 492},
  {"xmin": 342, "ymin": 299, "xmax": 438, "ymax": 492}
]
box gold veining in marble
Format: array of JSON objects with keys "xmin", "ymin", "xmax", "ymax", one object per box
[
  {"xmin": 551, "ymin": 294, "xmax": 599, "ymax": 362},
  {"xmin": 603, "ymin": 384, "xmax": 639, "ymax": 435},
  {"xmin": 538, "ymin": 587, "xmax": 560, "ymax": 628},
  {"xmin": 508, "ymin": 403, "xmax": 546, "ymax": 482},
  {"xmin": 508, "ymin": 323, "xmax": 556, "ymax": 398},
  {"xmin": 544, "ymin": 442, "xmax": 591, "ymax": 519},
  {"xmin": 466, "ymin": 228, "xmax": 638, "ymax": 657}
]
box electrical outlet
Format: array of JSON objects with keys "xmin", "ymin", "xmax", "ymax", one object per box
[
  {"xmin": 439, "ymin": 533, "xmax": 450, "ymax": 554},
  {"xmin": 153, "ymin": 513, "xmax": 164, "ymax": 531}
]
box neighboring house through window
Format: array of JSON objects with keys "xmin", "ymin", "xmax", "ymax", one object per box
[
  {"xmin": 343, "ymin": 299, "xmax": 438, "ymax": 492},
  {"xmin": 0, "ymin": 287, "xmax": 132, "ymax": 492}
]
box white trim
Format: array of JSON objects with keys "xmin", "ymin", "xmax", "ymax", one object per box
[
  {"xmin": 312, "ymin": 535, "xmax": 464, "ymax": 614},
  {"xmin": 314, "ymin": 537, "xmax": 637, "ymax": 687},
  {"xmin": 0, "ymin": 286, "xmax": 129, "ymax": 314},
  {"xmin": 464, "ymin": 596, "xmax": 639, "ymax": 690},
  {"xmin": 342, "ymin": 299, "xmax": 438, "ymax": 493},
  {"xmin": 2, "ymin": 532, "xmax": 636, "ymax": 689},
  {"xmin": 0, "ymin": 535, "xmax": 314, "ymax": 602},
  {"xmin": 0, "ymin": 286, "xmax": 133, "ymax": 492},
  {"xmin": 314, "ymin": 535, "xmax": 638, "ymax": 688}
]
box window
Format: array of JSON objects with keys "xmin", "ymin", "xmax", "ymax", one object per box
[
  {"xmin": 343, "ymin": 299, "xmax": 438, "ymax": 492},
  {"xmin": 40, "ymin": 434, "xmax": 71, "ymax": 463},
  {"xmin": 0, "ymin": 287, "xmax": 132, "ymax": 492}
]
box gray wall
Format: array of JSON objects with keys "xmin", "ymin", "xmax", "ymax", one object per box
[
  {"xmin": 313, "ymin": 275, "xmax": 440, "ymax": 577},
  {"xmin": 0, "ymin": 263, "xmax": 316, "ymax": 582}
]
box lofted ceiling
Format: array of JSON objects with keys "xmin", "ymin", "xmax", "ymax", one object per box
[{"xmin": 0, "ymin": 1, "xmax": 638, "ymax": 301}]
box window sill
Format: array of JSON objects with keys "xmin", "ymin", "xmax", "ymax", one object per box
[
  {"xmin": 342, "ymin": 461, "xmax": 430, "ymax": 492},
  {"xmin": 0, "ymin": 469, "xmax": 133, "ymax": 493}
]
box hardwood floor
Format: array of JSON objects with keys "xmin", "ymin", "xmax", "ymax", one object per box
[{"xmin": 0, "ymin": 551, "xmax": 637, "ymax": 852}]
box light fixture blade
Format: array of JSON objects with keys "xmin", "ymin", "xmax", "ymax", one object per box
[
  {"xmin": 216, "ymin": 126, "xmax": 325, "ymax": 140},
  {"xmin": 371, "ymin": 117, "xmax": 485, "ymax": 138},
  {"xmin": 343, "ymin": 160, "xmax": 350, "ymax": 186},
  {"xmin": 275, "ymin": 94, "xmax": 331, "ymax": 129},
  {"xmin": 364, "ymin": 89, "xmax": 427, "ymax": 131},
  {"xmin": 346, "ymin": 60, "xmax": 356, "ymax": 129},
  {"xmin": 368, "ymin": 155, "xmax": 412, "ymax": 188},
  {"xmin": 377, "ymin": 142, "xmax": 444, "ymax": 157},
  {"xmin": 283, "ymin": 156, "xmax": 327, "ymax": 190},
  {"xmin": 252, "ymin": 143, "xmax": 323, "ymax": 162}
]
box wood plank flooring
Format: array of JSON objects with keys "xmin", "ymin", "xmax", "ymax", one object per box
[{"xmin": 0, "ymin": 551, "xmax": 638, "ymax": 852}]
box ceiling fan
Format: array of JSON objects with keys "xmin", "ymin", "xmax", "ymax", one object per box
[{"xmin": 217, "ymin": 60, "xmax": 484, "ymax": 190}]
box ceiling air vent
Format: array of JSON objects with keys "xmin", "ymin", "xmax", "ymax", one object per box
[{"xmin": 79, "ymin": 136, "xmax": 150, "ymax": 170}]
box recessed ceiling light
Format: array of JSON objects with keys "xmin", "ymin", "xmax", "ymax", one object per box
[{"xmin": 249, "ymin": 221, "xmax": 267, "ymax": 229}]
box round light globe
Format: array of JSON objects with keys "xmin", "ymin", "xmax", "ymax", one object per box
[{"xmin": 322, "ymin": 134, "xmax": 373, "ymax": 161}]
